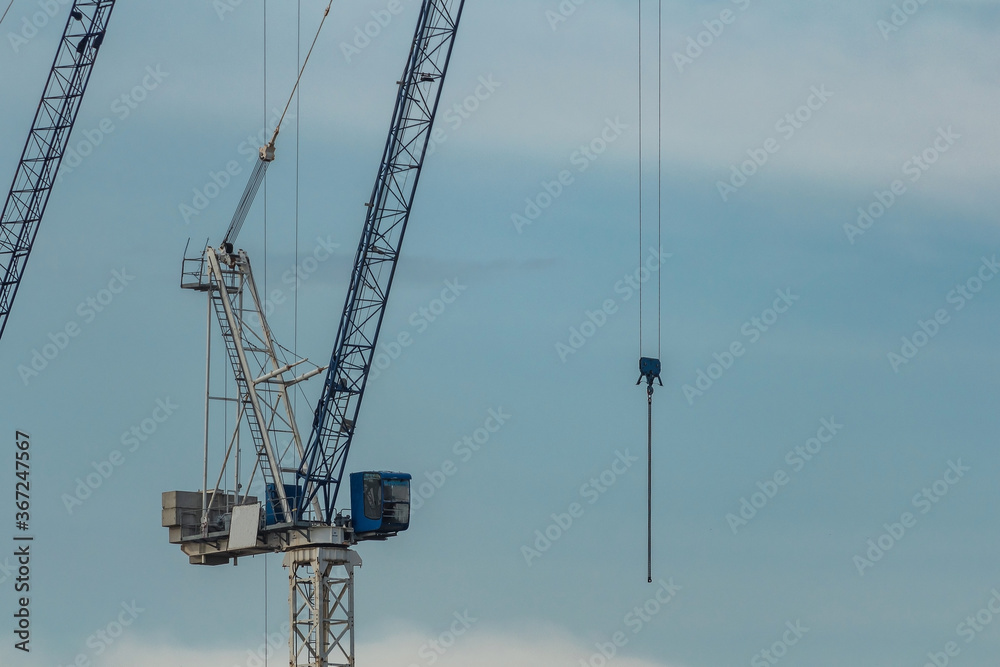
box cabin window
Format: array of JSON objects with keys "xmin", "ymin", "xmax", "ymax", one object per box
[{"xmin": 363, "ymin": 473, "xmax": 382, "ymax": 521}]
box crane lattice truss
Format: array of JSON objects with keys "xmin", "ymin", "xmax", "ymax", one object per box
[
  {"xmin": 181, "ymin": 247, "xmax": 359, "ymax": 667},
  {"xmin": 286, "ymin": 548, "xmax": 360, "ymax": 667},
  {"xmin": 0, "ymin": 0, "xmax": 116, "ymax": 341},
  {"xmin": 181, "ymin": 246, "xmax": 323, "ymax": 527},
  {"xmin": 299, "ymin": 0, "xmax": 465, "ymax": 524},
  {"xmin": 166, "ymin": 2, "xmax": 465, "ymax": 665}
]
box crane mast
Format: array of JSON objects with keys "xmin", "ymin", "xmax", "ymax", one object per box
[
  {"xmin": 0, "ymin": 0, "xmax": 116, "ymax": 342},
  {"xmin": 164, "ymin": 2, "xmax": 466, "ymax": 665},
  {"xmin": 298, "ymin": 0, "xmax": 465, "ymax": 523}
]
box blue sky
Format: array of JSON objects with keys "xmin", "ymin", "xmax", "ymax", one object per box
[{"xmin": 2, "ymin": 1, "xmax": 1000, "ymax": 666}]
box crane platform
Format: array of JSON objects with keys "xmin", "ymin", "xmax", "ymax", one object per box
[{"xmin": 162, "ymin": 490, "xmax": 353, "ymax": 565}]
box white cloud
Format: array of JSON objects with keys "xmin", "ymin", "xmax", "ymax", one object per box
[
  {"xmin": 360, "ymin": 627, "xmax": 682, "ymax": 667},
  {"xmin": 0, "ymin": 626, "xmax": 686, "ymax": 667}
]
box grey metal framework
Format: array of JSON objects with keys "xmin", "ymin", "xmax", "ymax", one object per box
[
  {"xmin": 0, "ymin": 0, "xmax": 116, "ymax": 341},
  {"xmin": 299, "ymin": 0, "xmax": 466, "ymax": 524},
  {"xmin": 166, "ymin": 3, "xmax": 467, "ymax": 665},
  {"xmin": 286, "ymin": 547, "xmax": 360, "ymax": 667},
  {"xmin": 180, "ymin": 245, "xmax": 324, "ymax": 528}
]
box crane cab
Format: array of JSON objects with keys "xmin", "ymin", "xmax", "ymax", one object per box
[{"xmin": 350, "ymin": 472, "xmax": 411, "ymax": 539}]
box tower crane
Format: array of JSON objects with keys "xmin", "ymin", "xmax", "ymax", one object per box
[
  {"xmin": 162, "ymin": 2, "xmax": 465, "ymax": 665},
  {"xmin": 0, "ymin": 0, "xmax": 116, "ymax": 342}
]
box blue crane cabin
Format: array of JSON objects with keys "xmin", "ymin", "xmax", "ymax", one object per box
[{"xmin": 350, "ymin": 472, "xmax": 411, "ymax": 538}]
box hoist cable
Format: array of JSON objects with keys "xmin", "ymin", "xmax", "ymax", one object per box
[
  {"xmin": 635, "ymin": 0, "xmax": 665, "ymax": 586},
  {"xmin": 294, "ymin": 0, "xmax": 301, "ymax": 409},
  {"xmin": 262, "ymin": 5, "xmax": 268, "ymax": 664},
  {"xmin": 657, "ymin": 0, "xmax": 662, "ymax": 359},
  {"xmin": 637, "ymin": 0, "xmax": 643, "ymax": 355},
  {"xmin": 222, "ymin": 0, "xmax": 333, "ymax": 248},
  {"xmin": 651, "ymin": 0, "xmax": 664, "ymax": 586},
  {"xmin": 263, "ymin": 0, "xmax": 268, "ymax": 293},
  {"xmin": 647, "ymin": 389, "xmax": 653, "ymax": 583},
  {"xmin": 264, "ymin": 553, "xmax": 268, "ymax": 667},
  {"xmin": 0, "ymin": 0, "xmax": 15, "ymax": 28},
  {"xmin": 225, "ymin": 159, "xmax": 268, "ymax": 245},
  {"xmin": 268, "ymin": 0, "xmax": 333, "ymax": 152}
]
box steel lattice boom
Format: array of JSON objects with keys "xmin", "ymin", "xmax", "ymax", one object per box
[
  {"xmin": 298, "ymin": 0, "xmax": 465, "ymax": 523},
  {"xmin": 0, "ymin": 0, "xmax": 116, "ymax": 342}
]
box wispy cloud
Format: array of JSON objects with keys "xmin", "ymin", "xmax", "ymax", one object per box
[{"xmin": 2, "ymin": 629, "xmax": 688, "ymax": 667}]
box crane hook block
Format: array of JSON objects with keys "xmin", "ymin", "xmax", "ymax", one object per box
[{"xmin": 637, "ymin": 357, "xmax": 663, "ymax": 393}]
